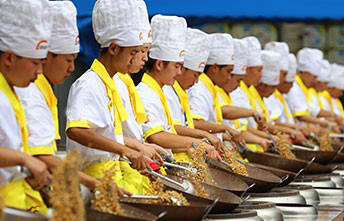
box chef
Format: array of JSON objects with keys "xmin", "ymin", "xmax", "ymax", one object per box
[
  {"xmin": 286, "ymin": 48, "xmax": 338, "ymax": 129},
  {"xmin": 216, "ymin": 38, "xmax": 271, "ymax": 151},
  {"xmin": 188, "ymin": 33, "xmax": 245, "ymax": 144},
  {"xmin": 15, "ymin": 1, "xmax": 101, "ymax": 191},
  {"xmin": 137, "ymin": 15, "xmax": 218, "ymax": 163},
  {"xmin": 163, "ymin": 28, "xmax": 224, "ymax": 157},
  {"xmin": 0, "ymin": 0, "xmax": 51, "ymax": 214},
  {"xmin": 65, "ymin": 0, "xmax": 153, "ymax": 195},
  {"xmin": 230, "ymin": 36, "xmax": 276, "ymax": 143},
  {"xmin": 263, "ymin": 42, "xmax": 307, "ymax": 142}
]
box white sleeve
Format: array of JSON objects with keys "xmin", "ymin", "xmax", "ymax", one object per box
[
  {"xmin": 188, "ymin": 83, "xmax": 212, "ymax": 121},
  {"xmin": 16, "ymin": 85, "xmax": 56, "ymax": 152},
  {"xmin": 137, "ymin": 84, "xmax": 167, "ymax": 138},
  {"xmin": 164, "ymin": 86, "xmax": 185, "ymax": 126},
  {"xmin": 66, "ymin": 77, "xmax": 111, "ymax": 129},
  {"xmin": 230, "ymin": 88, "xmax": 257, "ymax": 128},
  {"xmin": 264, "ymin": 96, "xmax": 282, "ymax": 121},
  {"xmin": 286, "ymin": 82, "xmax": 310, "ymax": 117},
  {"xmin": 309, "ymin": 94, "xmax": 321, "ymax": 117}
]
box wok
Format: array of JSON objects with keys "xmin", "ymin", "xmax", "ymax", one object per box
[
  {"xmin": 3, "ymin": 207, "xmax": 48, "ymax": 221},
  {"xmin": 244, "ymin": 151, "xmax": 333, "ymax": 174},
  {"xmin": 208, "ymin": 160, "xmax": 282, "ymax": 193},
  {"xmin": 247, "ymin": 163, "xmax": 297, "ymax": 187},
  {"xmin": 165, "ymin": 164, "xmax": 249, "ymax": 196},
  {"xmin": 86, "ymin": 203, "xmax": 158, "ymax": 221},
  {"xmin": 163, "ymin": 176, "xmax": 243, "ymax": 214},
  {"xmin": 120, "ymin": 200, "xmax": 208, "ymax": 221},
  {"xmin": 292, "ymin": 149, "xmax": 344, "ymax": 164}
]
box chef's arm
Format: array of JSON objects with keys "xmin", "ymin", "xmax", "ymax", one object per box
[
  {"xmin": 193, "ymin": 119, "xmax": 232, "ymax": 134},
  {"xmin": 297, "ymin": 115, "xmax": 331, "ymax": 127},
  {"xmin": 66, "ymin": 127, "xmax": 152, "ymax": 171},
  {"xmin": 275, "ymin": 120, "xmax": 301, "ymax": 130},
  {"xmin": 247, "ymin": 126, "xmax": 270, "ymax": 139},
  {"xmin": 174, "ymin": 125, "xmax": 224, "ymax": 150},
  {"xmin": 36, "ymin": 155, "xmax": 100, "ymax": 190},
  {"xmin": 146, "ymin": 131, "xmax": 199, "ymax": 153},
  {"xmin": 221, "ymin": 106, "xmax": 256, "ymax": 120},
  {"xmin": 317, "ymin": 109, "xmax": 337, "ymax": 118},
  {"xmin": 0, "ymin": 148, "xmax": 37, "ymax": 167}
]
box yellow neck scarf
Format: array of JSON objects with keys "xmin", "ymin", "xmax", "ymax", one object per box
[
  {"xmin": 215, "ymin": 86, "xmax": 241, "ymax": 129},
  {"xmin": 35, "ymin": 74, "xmax": 60, "ymax": 151},
  {"xmin": 295, "ymin": 75, "xmax": 313, "ymax": 103},
  {"xmin": 117, "ymin": 73, "xmax": 147, "ymax": 124},
  {"xmin": 240, "ymin": 80, "xmax": 257, "ymax": 111},
  {"xmin": 274, "ymin": 90, "xmax": 293, "ymax": 119},
  {"xmin": 91, "ymin": 59, "xmax": 128, "ymax": 135},
  {"xmin": 0, "ymin": 72, "xmax": 29, "ymax": 154},
  {"xmin": 172, "ymin": 81, "xmax": 194, "ymax": 129},
  {"xmin": 141, "ymin": 73, "xmax": 176, "ymax": 134},
  {"xmin": 309, "ymin": 88, "xmax": 324, "ymax": 109},
  {"xmin": 199, "ymin": 74, "xmax": 223, "ymax": 124},
  {"xmin": 249, "ymin": 85, "xmax": 270, "ymax": 123},
  {"xmin": 320, "ymin": 90, "xmax": 333, "ymax": 110},
  {"xmin": 334, "ymin": 98, "xmax": 344, "ymax": 117}
]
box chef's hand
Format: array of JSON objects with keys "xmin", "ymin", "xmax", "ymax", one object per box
[
  {"xmin": 110, "ymin": 183, "xmax": 131, "ymax": 198},
  {"xmin": 23, "ymin": 156, "xmax": 51, "ymax": 190},
  {"xmin": 252, "ymin": 112, "xmax": 266, "ymax": 128},
  {"xmin": 205, "ymin": 134, "xmax": 224, "ymax": 151},
  {"xmin": 291, "ymin": 131, "xmax": 307, "ymax": 144},
  {"xmin": 232, "ymin": 132, "xmax": 246, "ymax": 146},
  {"xmin": 137, "ymin": 143, "xmax": 164, "ymax": 165},
  {"xmin": 125, "ymin": 148, "xmax": 153, "ymax": 171},
  {"xmin": 203, "ymin": 143, "xmax": 223, "ymax": 162},
  {"xmin": 144, "ymin": 143, "xmax": 170, "ymax": 158},
  {"xmin": 259, "ymin": 139, "xmax": 271, "ymax": 152}
]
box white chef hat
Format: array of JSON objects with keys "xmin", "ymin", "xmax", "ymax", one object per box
[
  {"xmin": 92, "ymin": 0, "xmax": 143, "ymax": 48},
  {"xmin": 48, "ymin": 1, "xmax": 79, "ymax": 54},
  {"xmin": 136, "ymin": 0, "xmax": 151, "ymax": 44},
  {"xmin": 317, "ymin": 59, "xmax": 331, "ymax": 82},
  {"xmin": 243, "ymin": 36, "xmax": 263, "ymax": 67},
  {"xmin": 0, "ymin": 0, "xmax": 51, "ymax": 59},
  {"xmin": 297, "ymin": 48, "xmax": 323, "ymax": 76},
  {"xmin": 260, "ymin": 50, "xmax": 281, "ymax": 86},
  {"xmin": 286, "ymin": 53, "xmax": 297, "ymax": 82},
  {"xmin": 264, "ymin": 41, "xmax": 290, "ymax": 71},
  {"xmin": 328, "ymin": 64, "xmax": 344, "ymax": 89},
  {"xmin": 149, "ymin": 15, "xmax": 187, "ymax": 62},
  {"xmin": 232, "ymin": 39, "xmax": 248, "ymax": 75},
  {"xmin": 206, "ymin": 33, "xmax": 234, "ymax": 65},
  {"xmin": 184, "ymin": 28, "xmax": 210, "ymax": 73}
]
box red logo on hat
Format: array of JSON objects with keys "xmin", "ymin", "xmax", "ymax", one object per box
[
  {"xmin": 139, "ymin": 32, "xmax": 143, "ymax": 41},
  {"xmin": 148, "ymin": 30, "xmax": 151, "ymax": 38},
  {"xmin": 179, "ymin": 50, "xmax": 185, "ymax": 57},
  {"xmin": 198, "ymin": 62, "xmax": 205, "ymax": 68},
  {"xmin": 35, "ymin": 40, "xmax": 48, "ymax": 50},
  {"xmin": 231, "ymin": 54, "xmax": 235, "ymax": 60},
  {"xmin": 242, "ymin": 65, "xmax": 247, "ymax": 71}
]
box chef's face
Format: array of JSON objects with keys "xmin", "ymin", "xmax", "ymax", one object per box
[
  {"xmin": 161, "ymin": 61, "xmax": 183, "ymax": 86},
  {"xmin": 257, "ymin": 82, "xmax": 276, "ymax": 98},
  {"xmin": 298, "ymin": 71, "xmax": 315, "ymax": 88},
  {"xmin": 213, "ymin": 64, "xmax": 233, "ymax": 87},
  {"xmin": 277, "ymin": 70, "xmax": 290, "ymax": 93},
  {"xmin": 109, "ymin": 43, "xmax": 142, "ymax": 74},
  {"xmin": 224, "ymin": 74, "xmax": 245, "ymax": 93},
  {"xmin": 245, "ymin": 66, "xmax": 263, "ymax": 87},
  {"xmin": 314, "ymin": 80, "xmax": 328, "ymax": 92},
  {"xmin": 44, "ymin": 52, "xmax": 77, "ymax": 84},
  {"xmin": 0, "ymin": 51, "xmax": 43, "ymax": 87},
  {"xmin": 177, "ymin": 68, "xmax": 201, "ymax": 90},
  {"xmin": 129, "ymin": 43, "xmax": 151, "ymax": 74}
]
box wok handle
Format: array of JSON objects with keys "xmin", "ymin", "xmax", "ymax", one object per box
[
  {"xmin": 241, "ymin": 183, "xmax": 256, "ymax": 197},
  {"xmin": 294, "ymin": 168, "xmax": 304, "ymax": 179},
  {"xmin": 302, "ymin": 157, "xmax": 316, "ymax": 172},
  {"xmin": 202, "ymin": 197, "xmax": 220, "ymax": 219},
  {"xmin": 328, "ymin": 145, "xmax": 344, "ymax": 164},
  {"xmin": 280, "ymin": 175, "xmax": 289, "ymax": 184},
  {"xmin": 154, "ymin": 211, "xmax": 168, "ymax": 221}
]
